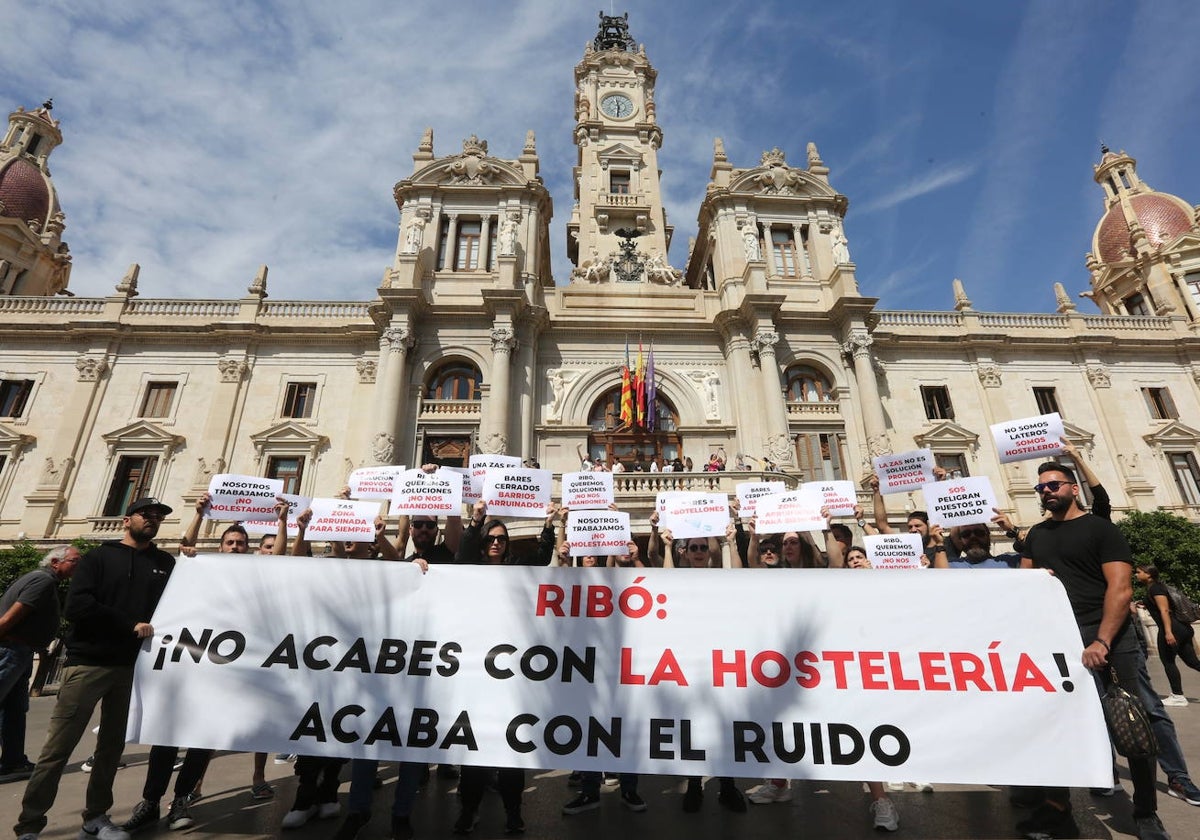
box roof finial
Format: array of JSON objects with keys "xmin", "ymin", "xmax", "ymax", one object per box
[
  {"xmin": 42, "ymin": 98, "xmax": 53, "ymax": 111},
  {"xmin": 1100, "ymin": 142, "xmax": 1110, "ymax": 156}
]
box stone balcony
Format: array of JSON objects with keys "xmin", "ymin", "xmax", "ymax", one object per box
[{"xmin": 418, "ymin": 399, "xmax": 481, "ymax": 419}]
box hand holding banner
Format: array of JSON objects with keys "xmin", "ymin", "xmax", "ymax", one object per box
[
  {"xmin": 306, "ymin": 498, "xmax": 379, "ymax": 542},
  {"xmin": 243, "ymin": 493, "xmax": 311, "ymax": 537},
  {"xmin": 469, "ymin": 455, "xmax": 522, "ymax": 504},
  {"xmin": 864, "ymin": 533, "xmax": 925, "ymax": 569},
  {"xmin": 206, "ymin": 474, "xmax": 285, "ymax": 521},
  {"xmin": 659, "ymin": 493, "xmax": 729, "ymax": 539},
  {"xmin": 735, "ymin": 481, "xmax": 786, "ymax": 517},
  {"xmin": 991, "ymin": 413, "xmax": 1066, "ymax": 464},
  {"xmin": 483, "ymin": 469, "xmax": 552, "ymax": 518},
  {"xmin": 391, "ymin": 469, "xmax": 463, "ymax": 517},
  {"xmin": 348, "ymin": 466, "xmax": 405, "ymax": 500},
  {"xmin": 562, "ymin": 471, "xmax": 614, "ymax": 510},
  {"xmin": 800, "ymin": 480, "xmax": 858, "ymax": 517},
  {"xmin": 755, "ymin": 491, "xmax": 826, "ymax": 534},
  {"xmin": 923, "ymin": 476, "xmax": 999, "ymax": 528},
  {"xmin": 566, "ymin": 510, "xmax": 632, "ymax": 556},
  {"xmin": 873, "ymin": 449, "xmax": 936, "ymax": 495}
]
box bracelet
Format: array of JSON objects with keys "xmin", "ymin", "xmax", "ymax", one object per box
[
  {"xmin": 1095, "ymin": 639, "xmax": 1110, "ymax": 652},
  {"xmin": 1005, "ymin": 529, "xmax": 1019, "ymax": 540},
  {"xmin": 856, "ymin": 519, "xmax": 867, "ymax": 528},
  {"xmin": 933, "ymin": 546, "xmax": 946, "ymax": 552}
]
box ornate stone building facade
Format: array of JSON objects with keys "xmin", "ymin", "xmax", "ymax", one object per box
[{"xmin": 1, "ymin": 15, "xmax": 1199, "ymax": 544}]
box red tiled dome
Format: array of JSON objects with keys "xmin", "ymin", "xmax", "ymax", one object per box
[
  {"xmin": 1095, "ymin": 193, "xmax": 1192, "ymax": 263},
  {"xmin": 0, "ymin": 157, "xmax": 50, "ymax": 226}
]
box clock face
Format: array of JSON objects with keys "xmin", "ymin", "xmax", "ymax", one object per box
[{"xmin": 601, "ymin": 93, "xmax": 634, "ymax": 119}]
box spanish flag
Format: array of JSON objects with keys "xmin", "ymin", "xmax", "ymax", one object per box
[{"xmin": 619, "ymin": 338, "xmax": 633, "ymax": 427}]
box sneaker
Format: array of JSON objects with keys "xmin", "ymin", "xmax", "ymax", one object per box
[
  {"xmin": 172, "ymin": 758, "xmax": 184, "ymax": 771},
  {"xmin": 1016, "ymin": 803, "xmax": 1080, "ymax": 839},
  {"xmin": 914, "ymin": 782, "xmax": 934, "ymax": 793},
  {"xmin": 318, "ymin": 802, "xmax": 342, "ymax": 820},
  {"xmin": 562, "ymin": 793, "xmax": 601, "ymax": 815},
  {"xmin": 504, "ymin": 809, "xmax": 525, "ymax": 835},
  {"xmin": 1134, "ymin": 813, "xmax": 1170, "ymax": 840},
  {"xmin": 79, "ymin": 815, "xmax": 131, "ymax": 840},
  {"xmin": 0, "ymin": 760, "xmax": 36, "ymax": 783},
  {"xmin": 682, "ymin": 782, "xmax": 703, "ymax": 812},
  {"xmin": 746, "ymin": 781, "xmax": 792, "ymax": 804},
  {"xmin": 885, "ymin": 781, "xmax": 906, "ymax": 792},
  {"xmin": 1162, "ymin": 694, "xmax": 1188, "ymax": 707},
  {"xmin": 871, "ymin": 798, "xmax": 900, "ymax": 832},
  {"xmin": 274, "ymin": 753, "xmax": 297, "ymax": 764},
  {"xmin": 281, "ymin": 806, "xmax": 317, "ymax": 829},
  {"xmin": 166, "ymin": 797, "xmax": 194, "ymax": 831},
  {"xmin": 602, "ymin": 772, "xmax": 620, "ymax": 787},
  {"xmin": 620, "ymin": 789, "xmax": 647, "ymax": 812},
  {"xmin": 332, "ymin": 811, "xmax": 371, "ymax": 840},
  {"xmin": 250, "ymin": 781, "xmax": 275, "ymax": 800},
  {"xmin": 1167, "ymin": 776, "xmax": 1200, "ymax": 806},
  {"xmin": 718, "ymin": 782, "xmax": 747, "ymax": 813},
  {"xmin": 81, "ymin": 755, "xmax": 94, "ymax": 774},
  {"xmin": 451, "ymin": 810, "xmax": 478, "ymax": 835},
  {"xmin": 391, "ymin": 815, "xmax": 414, "ymax": 840},
  {"xmin": 120, "ymin": 800, "xmax": 160, "ymax": 833},
  {"xmin": 1089, "ymin": 784, "xmax": 1119, "ymax": 797}
]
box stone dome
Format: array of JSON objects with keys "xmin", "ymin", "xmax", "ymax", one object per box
[
  {"xmin": 1094, "ymin": 192, "xmax": 1193, "ymax": 263},
  {"xmin": 0, "ymin": 157, "xmax": 50, "ymax": 227}
]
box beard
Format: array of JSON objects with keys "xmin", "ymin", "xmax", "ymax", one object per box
[
  {"xmin": 128, "ymin": 520, "xmax": 159, "ymax": 543},
  {"xmin": 964, "ymin": 546, "xmax": 990, "ymax": 563},
  {"xmin": 1041, "ymin": 495, "xmax": 1071, "ymax": 513}
]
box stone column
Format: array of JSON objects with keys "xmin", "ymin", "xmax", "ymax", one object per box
[
  {"xmin": 721, "ymin": 317, "xmax": 757, "ymax": 451},
  {"xmin": 483, "ymin": 326, "xmax": 517, "ymax": 454},
  {"xmin": 793, "ymin": 223, "xmax": 812, "ymax": 277},
  {"xmin": 843, "ymin": 330, "xmax": 890, "ymax": 457},
  {"xmin": 751, "ymin": 330, "xmax": 792, "ymax": 465},
  {"xmin": 762, "ymin": 223, "xmax": 778, "ymax": 277},
  {"xmin": 480, "ymin": 214, "xmax": 492, "ymax": 270},
  {"xmin": 370, "ymin": 325, "xmax": 415, "ymax": 464},
  {"xmin": 443, "ymin": 214, "xmax": 459, "ymax": 271}
]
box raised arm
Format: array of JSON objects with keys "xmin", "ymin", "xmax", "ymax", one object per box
[
  {"xmin": 179, "ymin": 492, "xmax": 211, "ymax": 555},
  {"xmin": 272, "ymin": 496, "xmax": 289, "ymax": 555},
  {"xmin": 291, "ymin": 508, "xmax": 312, "ymax": 557},
  {"xmin": 869, "ymin": 476, "xmax": 894, "ymax": 534}
]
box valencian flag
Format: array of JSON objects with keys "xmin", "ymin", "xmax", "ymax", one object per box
[
  {"xmin": 619, "ymin": 338, "xmax": 633, "ymax": 427},
  {"xmin": 645, "ymin": 342, "xmax": 656, "ymax": 431},
  {"xmin": 634, "ymin": 338, "xmax": 646, "ymax": 427}
]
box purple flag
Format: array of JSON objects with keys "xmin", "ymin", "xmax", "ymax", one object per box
[{"xmin": 646, "ymin": 343, "xmax": 656, "ymax": 431}]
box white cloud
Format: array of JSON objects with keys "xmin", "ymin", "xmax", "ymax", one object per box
[{"xmin": 857, "ymin": 160, "xmax": 978, "ymax": 214}]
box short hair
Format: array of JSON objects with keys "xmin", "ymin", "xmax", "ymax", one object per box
[
  {"xmin": 41, "ymin": 544, "xmax": 74, "ymax": 568},
  {"xmin": 221, "ymin": 524, "xmax": 249, "ymax": 541},
  {"xmin": 758, "ymin": 536, "xmax": 781, "ymax": 551},
  {"xmin": 907, "ymin": 511, "xmax": 929, "ymax": 524},
  {"xmin": 258, "ymin": 534, "xmax": 275, "ymax": 547},
  {"xmin": 830, "ymin": 523, "xmax": 852, "ymax": 541},
  {"xmin": 848, "ymin": 545, "xmax": 867, "ymax": 556},
  {"xmin": 1036, "ymin": 461, "xmax": 1077, "ymax": 483}
]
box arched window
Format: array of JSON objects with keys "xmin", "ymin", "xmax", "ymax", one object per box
[
  {"xmin": 426, "ymin": 362, "xmax": 482, "ymax": 401},
  {"xmin": 786, "ymin": 364, "xmax": 834, "ymax": 402},
  {"xmin": 586, "ymin": 386, "xmax": 681, "ymax": 469}
]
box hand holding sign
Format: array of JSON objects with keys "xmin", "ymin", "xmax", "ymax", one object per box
[
  {"xmin": 206, "ymin": 474, "xmax": 286, "ymax": 521},
  {"xmin": 991, "ymin": 413, "xmax": 1065, "ymax": 464}
]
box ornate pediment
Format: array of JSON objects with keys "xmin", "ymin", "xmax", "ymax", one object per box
[
  {"xmin": 0, "ymin": 422, "xmax": 34, "ymax": 449},
  {"xmin": 1061, "ymin": 421, "xmax": 1096, "ymax": 452},
  {"xmin": 101, "ymin": 420, "xmax": 185, "ymax": 457},
  {"xmin": 913, "ymin": 420, "xmax": 980, "ymax": 452},
  {"xmin": 409, "ymin": 136, "xmax": 527, "ymax": 187},
  {"xmin": 1143, "ymin": 419, "xmax": 1200, "ymax": 447},
  {"xmin": 249, "ymin": 421, "xmax": 330, "ymax": 456},
  {"xmin": 727, "ymin": 149, "xmax": 836, "ymax": 197},
  {"xmin": 596, "ymin": 143, "xmax": 643, "ymax": 167}
]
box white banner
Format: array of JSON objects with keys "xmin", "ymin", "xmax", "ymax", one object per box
[
  {"xmin": 390, "ymin": 469, "xmax": 463, "ymax": 517},
  {"xmin": 243, "ymin": 493, "xmax": 311, "ymax": 537},
  {"xmin": 659, "ymin": 493, "xmax": 729, "ymax": 539},
  {"xmin": 873, "ymin": 450, "xmax": 936, "ymax": 495},
  {"xmin": 864, "ymin": 534, "xmax": 925, "ymax": 569},
  {"xmin": 800, "ymin": 480, "xmax": 858, "ymax": 517},
  {"xmin": 206, "ymin": 474, "xmax": 285, "ymax": 521},
  {"xmin": 755, "ymin": 491, "xmax": 826, "ymax": 534},
  {"xmin": 306, "ymin": 499, "xmax": 379, "ymax": 542},
  {"xmin": 442, "ymin": 467, "xmax": 473, "ymax": 505},
  {"xmin": 469, "ymin": 455, "xmax": 522, "ymax": 505},
  {"xmin": 482, "ymin": 469, "xmax": 552, "ymax": 518},
  {"xmin": 923, "ymin": 477, "xmax": 999, "ymax": 528},
  {"xmin": 561, "ymin": 471, "xmax": 614, "ymax": 510},
  {"xmin": 735, "ymin": 481, "xmax": 786, "ymax": 517},
  {"xmin": 348, "ymin": 466, "xmax": 405, "ymax": 501},
  {"xmin": 129, "ymin": 559, "xmax": 1111, "ymax": 786},
  {"xmin": 566, "ymin": 510, "xmax": 631, "ymax": 556},
  {"xmin": 991, "ymin": 413, "xmax": 1066, "ymax": 464}
]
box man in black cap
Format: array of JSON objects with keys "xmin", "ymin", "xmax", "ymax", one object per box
[{"xmin": 14, "ymin": 497, "xmax": 176, "ymax": 840}]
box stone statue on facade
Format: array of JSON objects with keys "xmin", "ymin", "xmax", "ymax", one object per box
[
  {"xmin": 644, "ymin": 251, "xmax": 677, "ymax": 285},
  {"xmin": 831, "ymin": 221, "xmax": 851, "ymax": 264},
  {"xmin": 687, "ymin": 370, "xmax": 721, "ymax": 419},
  {"xmin": 546, "ymin": 368, "xmax": 576, "ymax": 421},
  {"xmin": 372, "ymin": 432, "xmax": 395, "ymax": 465},
  {"xmin": 741, "ymin": 225, "xmax": 761, "ymax": 261},
  {"xmin": 402, "ymin": 212, "xmax": 427, "ymax": 254},
  {"xmin": 498, "ymin": 213, "xmax": 520, "ymax": 257}
]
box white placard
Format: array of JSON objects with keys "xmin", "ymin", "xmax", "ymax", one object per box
[
  {"xmin": 800, "ymin": 480, "xmax": 858, "ymax": 517},
  {"xmin": 306, "ymin": 498, "xmax": 379, "ymax": 542},
  {"xmin": 561, "ymin": 471, "xmax": 615, "ymax": 510},
  {"xmin": 482, "ymin": 469, "xmax": 552, "ymax": 518},
  {"xmin": 864, "ymin": 533, "xmax": 925, "ymax": 569},
  {"xmin": 131, "ymin": 559, "xmax": 1112, "ymax": 787},
  {"xmin": 206, "ymin": 474, "xmax": 285, "ymax": 521},
  {"xmin": 243, "ymin": 493, "xmax": 311, "ymax": 537},
  {"xmin": 469, "ymin": 455, "xmax": 523, "ymax": 504},
  {"xmin": 755, "ymin": 491, "xmax": 826, "ymax": 534},
  {"xmin": 566, "ymin": 510, "xmax": 632, "ymax": 556},
  {"xmin": 390, "ymin": 469, "xmax": 463, "ymax": 517},
  {"xmin": 735, "ymin": 481, "xmax": 786, "ymax": 517},
  {"xmin": 442, "ymin": 467, "xmax": 473, "ymax": 505},
  {"xmin": 923, "ymin": 477, "xmax": 999, "ymax": 528},
  {"xmin": 659, "ymin": 493, "xmax": 729, "ymax": 540},
  {"xmin": 991, "ymin": 413, "xmax": 1066, "ymax": 464},
  {"xmin": 347, "ymin": 466, "xmax": 406, "ymax": 501},
  {"xmin": 873, "ymin": 449, "xmax": 936, "ymax": 495}
]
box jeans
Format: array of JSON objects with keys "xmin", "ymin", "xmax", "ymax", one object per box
[
  {"xmin": 1133, "ymin": 649, "xmax": 1192, "ymax": 784},
  {"xmin": 345, "ymin": 759, "xmax": 424, "ymax": 817},
  {"xmin": 0, "ymin": 642, "xmax": 34, "ymax": 768}
]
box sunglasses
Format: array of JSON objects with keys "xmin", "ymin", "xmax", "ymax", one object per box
[
  {"xmin": 1034, "ymin": 480, "xmax": 1073, "ymax": 493},
  {"xmin": 760, "ymin": 545, "xmax": 780, "ymax": 554},
  {"xmin": 484, "ymin": 534, "xmax": 508, "ymax": 545},
  {"xmin": 411, "ymin": 521, "xmax": 437, "ymax": 529},
  {"xmin": 960, "ymin": 528, "xmax": 989, "ymax": 538},
  {"xmin": 686, "ymin": 544, "xmax": 707, "ymax": 552}
]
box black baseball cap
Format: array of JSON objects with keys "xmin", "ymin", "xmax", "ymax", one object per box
[{"xmin": 126, "ymin": 497, "xmax": 173, "ymax": 517}]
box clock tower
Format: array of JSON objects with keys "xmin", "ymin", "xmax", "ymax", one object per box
[{"xmin": 566, "ymin": 13, "xmax": 676, "ymax": 284}]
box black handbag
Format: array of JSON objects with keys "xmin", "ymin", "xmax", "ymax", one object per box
[{"xmin": 1099, "ymin": 666, "xmax": 1157, "ymax": 758}]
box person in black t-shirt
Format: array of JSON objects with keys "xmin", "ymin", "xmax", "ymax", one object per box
[{"xmin": 1136, "ymin": 564, "xmax": 1199, "ymax": 706}]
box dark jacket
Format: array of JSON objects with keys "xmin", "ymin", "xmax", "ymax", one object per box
[{"xmin": 455, "ymin": 520, "xmax": 554, "ymax": 566}]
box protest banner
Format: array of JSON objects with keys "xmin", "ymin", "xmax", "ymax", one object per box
[
  {"xmin": 482, "ymin": 469, "xmax": 552, "ymax": 518},
  {"xmin": 923, "ymin": 477, "xmax": 999, "ymax": 528},
  {"xmin": 390, "ymin": 469, "xmax": 463, "ymax": 517},
  {"xmin": 562, "ymin": 471, "xmax": 615, "ymax": 510},
  {"xmin": 243, "ymin": 493, "xmax": 312, "ymax": 538},
  {"xmin": 864, "ymin": 534, "xmax": 925, "ymax": 569},
  {"xmin": 469, "ymin": 455, "xmax": 523, "ymax": 504},
  {"xmin": 873, "ymin": 450, "xmax": 936, "ymax": 495},
  {"xmin": 991, "ymin": 413, "xmax": 1066, "ymax": 464},
  {"xmin": 348, "ymin": 466, "xmax": 405, "ymax": 501},
  {"xmin": 206, "ymin": 474, "xmax": 285, "ymax": 521},
  {"xmin": 566, "ymin": 510, "xmax": 632, "ymax": 556},
  {"xmin": 755, "ymin": 491, "xmax": 826, "ymax": 534},
  {"xmin": 735, "ymin": 481, "xmax": 786, "ymax": 517},
  {"xmin": 442, "ymin": 467, "xmax": 472, "ymax": 505},
  {"xmin": 306, "ymin": 498, "xmax": 379, "ymax": 542},
  {"xmin": 130, "ymin": 559, "xmax": 1112, "ymax": 786},
  {"xmin": 659, "ymin": 493, "xmax": 729, "ymax": 539},
  {"xmin": 800, "ymin": 480, "xmax": 858, "ymax": 517}
]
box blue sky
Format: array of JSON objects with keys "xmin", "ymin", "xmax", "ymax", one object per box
[{"xmin": 3, "ymin": 0, "xmax": 1199, "ymax": 313}]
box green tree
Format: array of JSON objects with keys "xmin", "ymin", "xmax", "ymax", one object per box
[
  {"xmin": 0, "ymin": 540, "xmax": 47, "ymax": 596},
  {"xmin": 1117, "ymin": 510, "xmax": 1200, "ymax": 601}
]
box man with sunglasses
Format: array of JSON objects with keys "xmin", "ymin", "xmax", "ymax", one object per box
[
  {"xmin": 1017, "ymin": 463, "xmax": 1169, "ymax": 840},
  {"xmin": 15, "ymin": 497, "xmax": 177, "ymax": 840},
  {"xmin": 935, "ymin": 522, "xmax": 1019, "ymax": 569}
]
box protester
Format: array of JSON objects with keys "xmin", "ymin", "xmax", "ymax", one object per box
[{"xmin": 1135, "ymin": 564, "xmax": 1199, "ymax": 707}]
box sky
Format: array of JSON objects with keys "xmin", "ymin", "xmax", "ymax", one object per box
[{"xmin": 3, "ymin": 0, "xmax": 1200, "ymax": 313}]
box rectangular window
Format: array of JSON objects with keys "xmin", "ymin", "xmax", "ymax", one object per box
[
  {"xmin": 0, "ymin": 379, "xmax": 34, "ymax": 418},
  {"xmin": 103, "ymin": 455, "xmax": 158, "ymax": 517},
  {"xmin": 1032, "ymin": 386, "xmax": 1061, "ymax": 417},
  {"xmin": 1168, "ymin": 452, "xmax": 1200, "ymax": 506},
  {"xmin": 1125, "ymin": 292, "xmax": 1151, "ymax": 316},
  {"xmin": 934, "ymin": 453, "xmax": 969, "ymax": 478},
  {"xmin": 920, "ymin": 385, "xmax": 954, "ymax": 420},
  {"xmin": 266, "ymin": 456, "xmax": 305, "ymax": 495},
  {"xmin": 1141, "ymin": 387, "xmax": 1178, "ymax": 420},
  {"xmin": 139, "ymin": 382, "xmax": 178, "ymax": 418},
  {"xmin": 282, "ymin": 382, "xmax": 317, "ymax": 419},
  {"xmin": 1185, "ymin": 271, "xmax": 1200, "ymax": 312},
  {"xmin": 770, "ymin": 228, "xmax": 798, "ymax": 277},
  {"xmin": 609, "ymin": 171, "xmax": 631, "ymax": 195},
  {"xmin": 456, "ymin": 221, "xmax": 482, "ymax": 270},
  {"xmin": 795, "ymin": 432, "xmax": 846, "ymax": 482}
]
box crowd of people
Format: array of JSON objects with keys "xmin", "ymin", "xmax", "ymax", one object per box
[{"xmin": 1, "ymin": 445, "xmax": 1198, "ymax": 840}]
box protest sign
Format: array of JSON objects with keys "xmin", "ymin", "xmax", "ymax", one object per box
[
  {"xmin": 131, "ymin": 559, "xmax": 1112, "ymax": 786},
  {"xmin": 469, "ymin": 455, "xmax": 522, "ymax": 504},
  {"xmin": 483, "ymin": 469, "xmax": 552, "ymax": 518},
  {"xmin": 442, "ymin": 467, "xmax": 472, "ymax": 504},
  {"xmin": 243, "ymin": 493, "xmax": 311, "ymax": 538},
  {"xmin": 348, "ymin": 466, "xmax": 405, "ymax": 501},
  {"xmin": 800, "ymin": 480, "xmax": 858, "ymax": 517},
  {"xmin": 873, "ymin": 450, "xmax": 936, "ymax": 495},
  {"xmin": 923, "ymin": 477, "xmax": 999, "ymax": 528},
  {"xmin": 206, "ymin": 474, "xmax": 285, "ymax": 521},
  {"xmin": 566, "ymin": 510, "xmax": 632, "ymax": 556},
  {"xmin": 864, "ymin": 533, "xmax": 925, "ymax": 569},
  {"xmin": 991, "ymin": 413, "xmax": 1066, "ymax": 464},
  {"xmin": 755, "ymin": 491, "xmax": 826, "ymax": 534},
  {"xmin": 306, "ymin": 499, "xmax": 378, "ymax": 542},
  {"xmin": 562, "ymin": 471, "xmax": 615, "ymax": 510},
  {"xmin": 659, "ymin": 493, "xmax": 729, "ymax": 539},
  {"xmin": 390, "ymin": 469, "xmax": 463, "ymax": 517},
  {"xmin": 735, "ymin": 481, "xmax": 786, "ymax": 517}
]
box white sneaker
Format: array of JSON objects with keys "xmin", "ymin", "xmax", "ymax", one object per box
[
  {"xmin": 1163, "ymin": 694, "xmax": 1189, "ymax": 707},
  {"xmin": 871, "ymin": 798, "xmax": 900, "ymax": 832},
  {"xmin": 317, "ymin": 802, "xmax": 341, "ymax": 820},
  {"xmin": 79, "ymin": 816, "xmax": 130, "ymax": 840},
  {"xmin": 885, "ymin": 781, "xmax": 906, "ymax": 792},
  {"xmin": 281, "ymin": 806, "xmax": 317, "ymax": 829},
  {"xmin": 914, "ymin": 782, "xmax": 934, "ymax": 793},
  {"xmin": 746, "ymin": 782, "xmax": 792, "ymax": 803}
]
